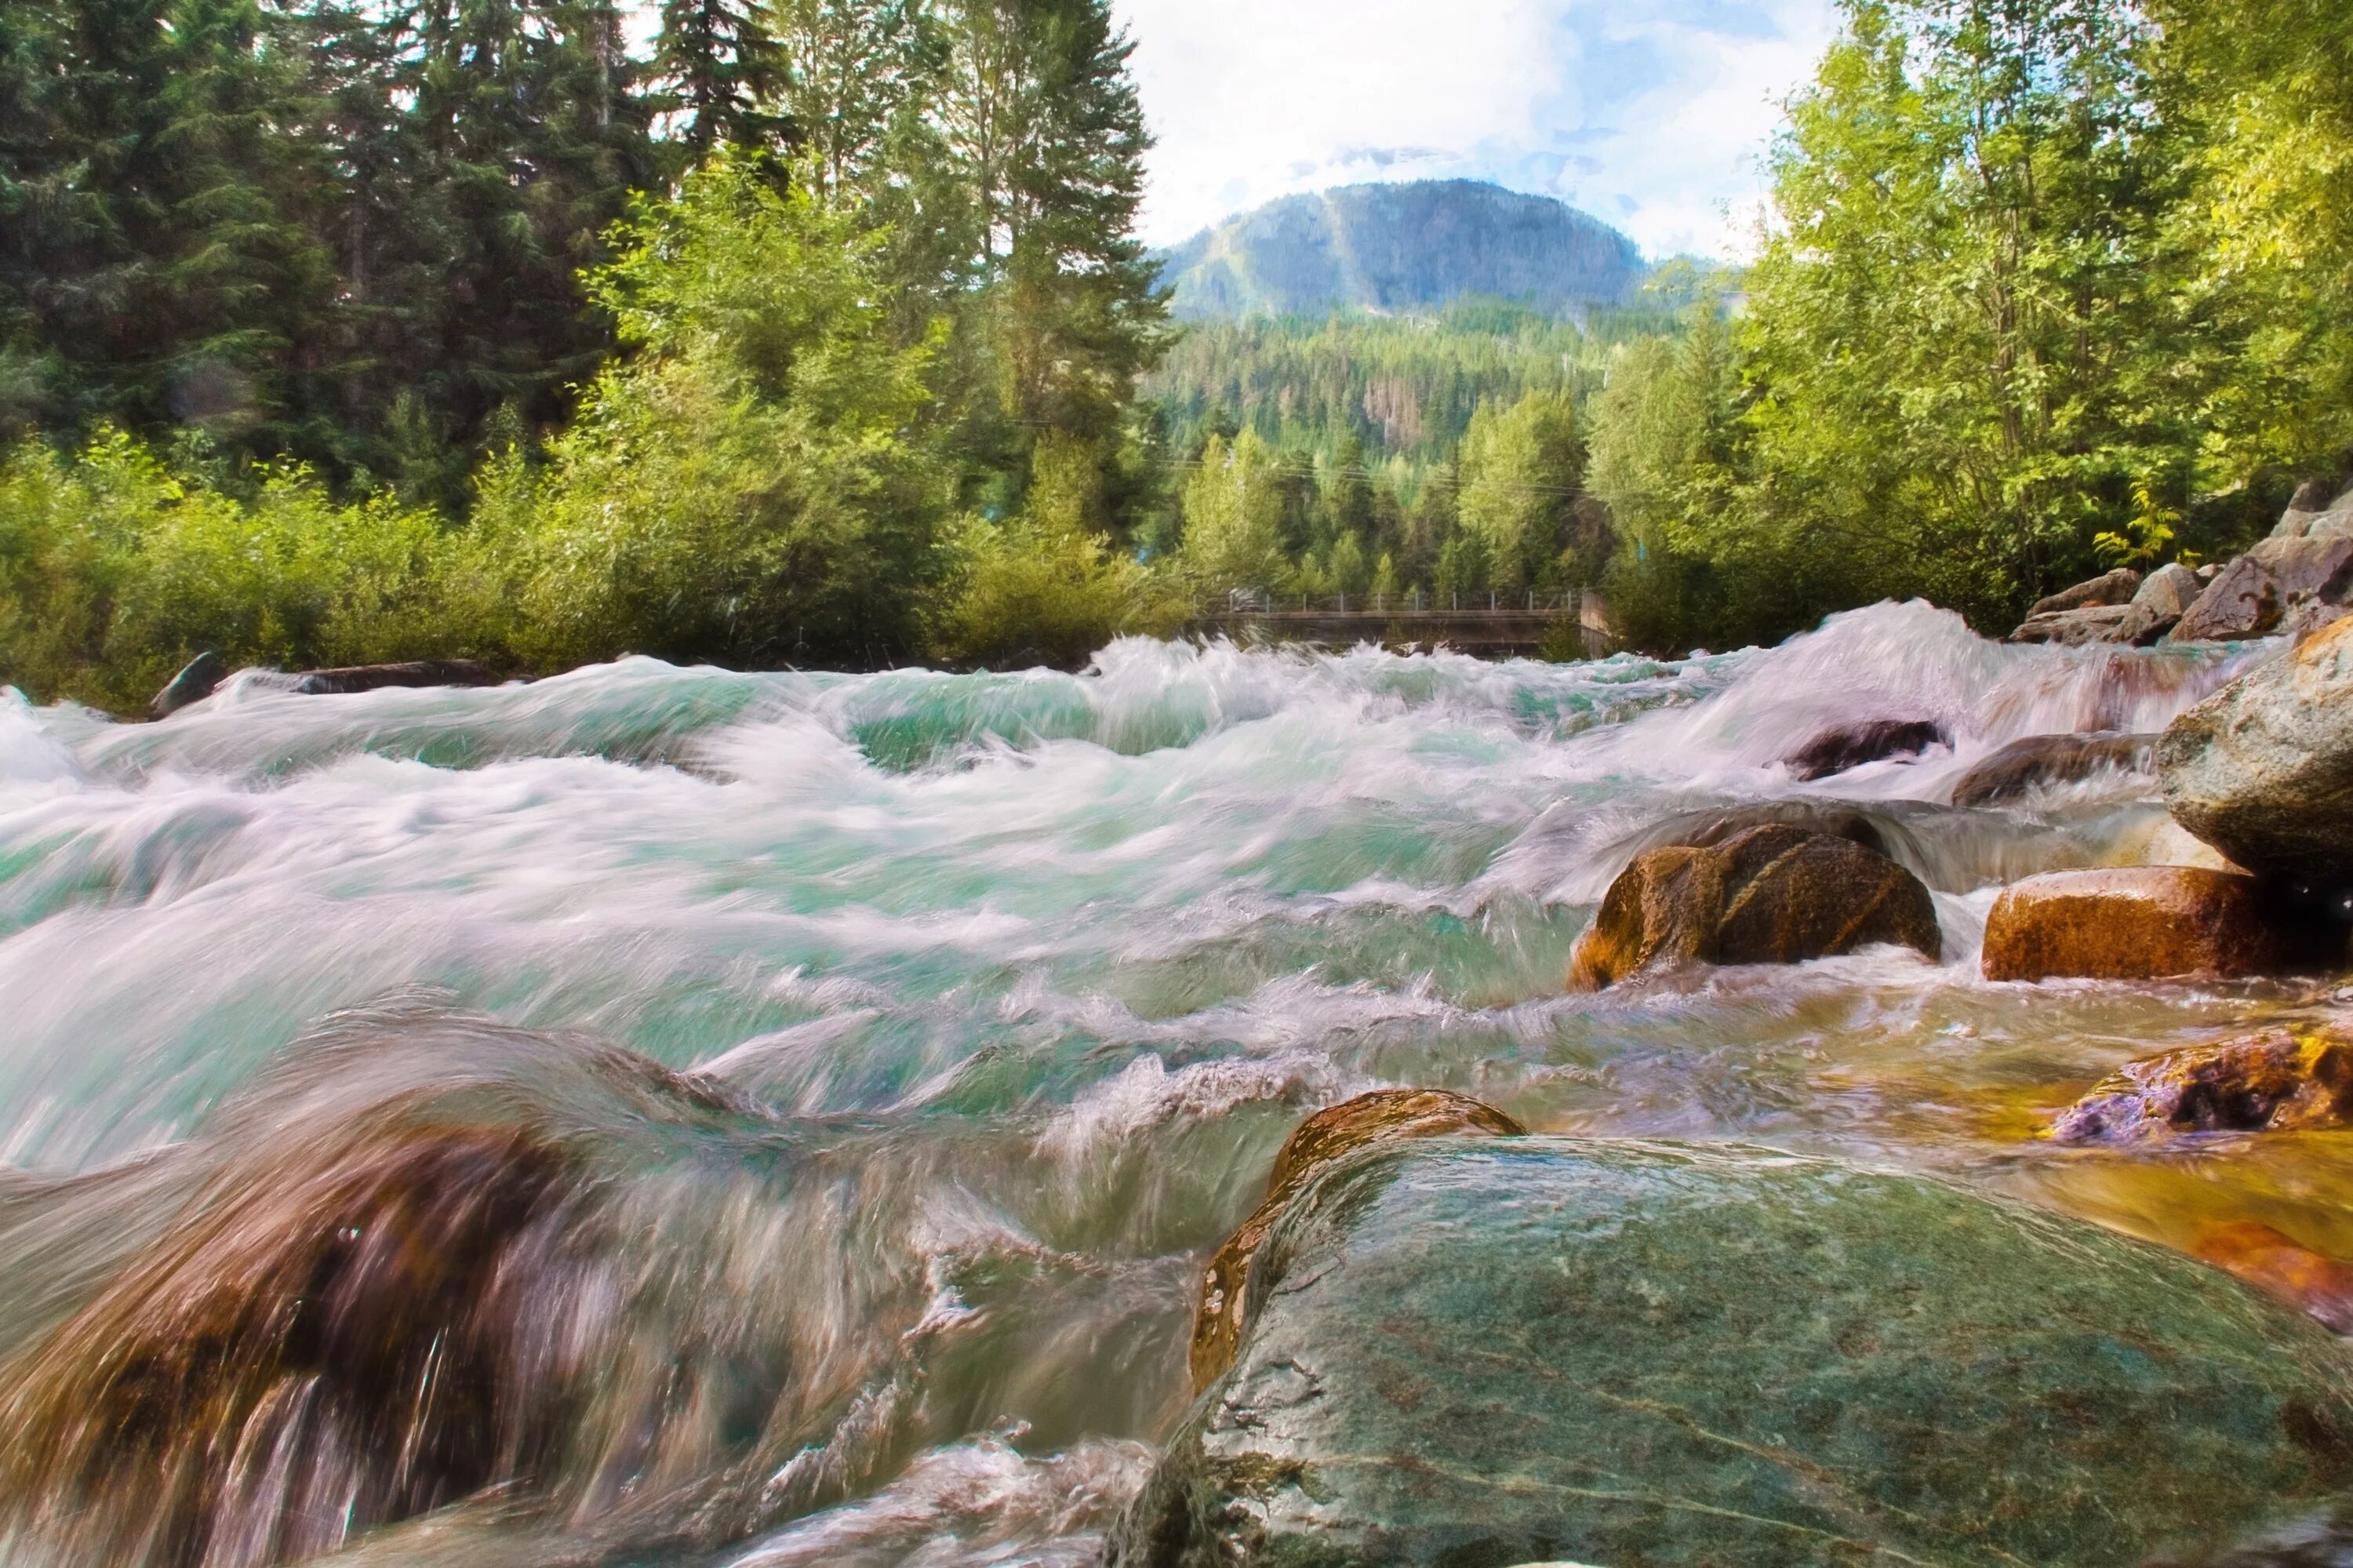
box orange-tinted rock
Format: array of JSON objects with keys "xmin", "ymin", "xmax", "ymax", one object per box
[
  {"xmin": 1188, "ymin": 1089, "xmax": 1522, "ymax": 1391},
  {"xmin": 2049, "ymin": 1026, "xmax": 2353, "ymax": 1144},
  {"xmin": 2194, "ymin": 1222, "xmax": 2353, "ymax": 1334},
  {"xmin": 1568, "ymin": 824, "xmax": 1940, "ymax": 991},
  {"xmin": 1981, "ymin": 867, "xmax": 2341, "ymax": 982}
]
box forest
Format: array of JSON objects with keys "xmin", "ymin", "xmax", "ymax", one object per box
[{"xmin": 2, "ymin": 0, "xmax": 2351, "ymax": 708}]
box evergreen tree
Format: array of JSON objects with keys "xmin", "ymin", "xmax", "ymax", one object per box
[{"xmin": 652, "ymin": 0, "xmax": 792, "ymax": 158}]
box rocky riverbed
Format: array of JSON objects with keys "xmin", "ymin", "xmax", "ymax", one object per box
[{"xmin": 5, "ymin": 602, "xmax": 2353, "ymax": 1565}]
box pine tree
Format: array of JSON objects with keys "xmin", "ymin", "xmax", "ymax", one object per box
[{"xmin": 653, "ymin": 0, "xmax": 792, "ymax": 159}]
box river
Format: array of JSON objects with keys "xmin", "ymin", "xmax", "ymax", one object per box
[{"xmin": 0, "ymin": 598, "xmax": 2337, "ymax": 1565}]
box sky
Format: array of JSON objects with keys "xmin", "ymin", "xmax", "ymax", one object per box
[{"xmin": 1107, "ymin": 0, "xmax": 1842, "ymax": 260}]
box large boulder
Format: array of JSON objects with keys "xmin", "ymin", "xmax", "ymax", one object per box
[
  {"xmin": 1950, "ymin": 732, "xmax": 2156, "ymax": 807},
  {"xmin": 1781, "ymin": 718, "xmax": 1947, "ymax": 780},
  {"xmin": 1108, "ymin": 1138, "xmax": 2353, "ymax": 1568},
  {"xmin": 2030, "ymin": 566, "xmax": 2143, "ymax": 617},
  {"xmin": 2275, "ymin": 478, "xmax": 2353, "ymax": 542},
  {"xmin": 2049, "ymin": 1025, "xmax": 2353, "ymax": 1144},
  {"xmin": 1569, "ymin": 824, "xmax": 1940, "ymax": 990},
  {"xmin": 1982, "ymin": 866, "xmax": 2340, "ymax": 982},
  {"xmin": 1189, "ymin": 1090, "xmax": 1522, "ymax": 1391},
  {"xmin": 2010, "ymin": 602, "xmax": 2137, "ymax": 646},
  {"xmin": 2169, "ymin": 537, "xmax": 2353, "ymax": 642},
  {"xmin": 2161, "ymin": 615, "xmax": 2353, "ymax": 895},
  {"xmin": 288, "ymin": 659, "xmax": 498, "ymax": 695},
  {"xmin": 147, "ymin": 651, "xmax": 227, "ymax": 719}
]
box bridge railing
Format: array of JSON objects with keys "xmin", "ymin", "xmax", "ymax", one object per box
[{"xmin": 1218, "ymin": 588, "xmax": 1593, "ymax": 616}]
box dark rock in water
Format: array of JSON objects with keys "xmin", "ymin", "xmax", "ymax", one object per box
[
  {"xmin": 1951, "ymin": 731, "xmax": 2157, "ymax": 806},
  {"xmin": 2049, "ymin": 1026, "xmax": 2353, "ymax": 1144},
  {"xmin": 2162, "ymin": 616, "xmax": 2353, "ymax": 893},
  {"xmin": 2029, "ymin": 566, "xmax": 2143, "ymax": 617},
  {"xmin": 2196, "ymin": 1222, "xmax": 2353, "ymax": 1336},
  {"xmin": 289, "ymin": 658, "xmax": 498, "ymax": 695},
  {"xmin": 1783, "ymin": 717, "xmax": 1948, "ymax": 780},
  {"xmin": 148, "ymin": 651, "xmax": 227, "ymax": 719},
  {"xmin": 1107, "ymin": 1139, "xmax": 2353, "ymax": 1568},
  {"xmin": 2169, "ymin": 537, "xmax": 2353, "ymax": 642},
  {"xmin": 1982, "ymin": 867, "xmax": 2340, "ymax": 982},
  {"xmin": 1190, "ymin": 1090, "xmax": 1522, "ymax": 1392},
  {"xmin": 1568, "ymin": 824, "xmax": 1940, "ymax": 990}
]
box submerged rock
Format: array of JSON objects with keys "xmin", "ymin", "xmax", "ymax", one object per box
[
  {"xmin": 2197, "ymin": 1222, "xmax": 2353, "ymax": 1336},
  {"xmin": 1568, "ymin": 824, "xmax": 1940, "ymax": 990},
  {"xmin": 289, "ymin": 658, "xmax": 499, "ymax": 695},
  {"xmin": 1982, "ymin": 867, "xmax": 2339, "ymax": 982},
  {"xmin": 1107, "ymin": 1139, "xmax": 2353, "ymax": 1568},
  {"xmin": 2169, "ymin": 537, "xmax": 2353, "ymax": 642},
  {"xmin": 148, "ymin": 651, "xmax": 227, "ymax": 719},
  {"xmin": 2161, "ymin": 616, "xmax": 2353, "ymax": 896},
  {"xmin": 1782, "ymin": 717, "xmax": 1947, "ymax": 780},
  {"xmin": 1189, "ymin": 1090, "xmax": 1522, "ymax": 1391},
  {"xmin": 1951, "ymin": 732, "xmax": 2157, "ymax": 806},
  {"xmin": 2049, "ymin": 1026, "xmax": 2353, "ymax": 1144}
]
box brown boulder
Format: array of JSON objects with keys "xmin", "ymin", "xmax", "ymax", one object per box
[
  {"xmin": 1981, "ymin": 867, "xmax": 2342, "ymax": 983},
  {"xmin": 2049, "ymin": 1025, "xmax": 2353, "ymax": 1144},
  {"xmin": 2194, "ymin": 1222, "xmax": 2353, "ymax": 1335},
  {"xmin": 1783, "ymin": 719, "xmax": 1948, "ymax": 781},
  {"xmin": 1188, "ymin": 1089, "xmax": 1522, "ymax": 1390},
  {"xmin": 1568, "ymin": 824, "xmax": 1941, "ymax": 991},
  {"xmin": 2028, "ymin": 567, "xmax": 2143, "ymax": 617},
  {"xmin": 2010, "ymin": 604, "xmax": 2137, "ymax": 646},
  {"xmin": 1950, "ymin": 732, "xmax": 2157, "ymax": 807},
  {"xmin": 2169, "ymin": 537, "xmax": 2353, "ymax": 642}
]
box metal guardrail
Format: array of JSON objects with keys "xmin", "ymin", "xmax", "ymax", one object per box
[{"xmin": 1191, "ymin": 587, "xmax": 1619, "ymax": 659}]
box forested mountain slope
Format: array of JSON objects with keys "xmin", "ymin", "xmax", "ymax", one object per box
[{"xmin": 1155, "ymin": 180, "xmax": 1648, "ymax": 322}]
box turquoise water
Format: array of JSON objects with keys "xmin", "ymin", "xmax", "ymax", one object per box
[{"xmin": 0, "ymin": 601, "xmax": 2327, "ymax": 1565}]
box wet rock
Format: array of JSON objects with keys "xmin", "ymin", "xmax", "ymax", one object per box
[
  {"xmin": 289, "ymin": 658, "xmax": 499, "ymax": 695},
  {"xmin": 1981, "ymin": 867, "xmax": 2341, "ymax": 982},
  {"xmin": 1106, "ymin": 1138, "xmax": 2353, "ymax": 1568},
  {"xmin": 2169, "ymin": 537, "xmax": 2353, "ymax": 642},
  {"xmin": 1951, "ymin": 731, "xmax": 2157, "ymax": 806},
  {"xmin": 1611, "ymin": 801, "xmax": 1900, "ymax": 864},
  {"xmin": 2196, "ymin": 1223, "xmax": 2353, "ymax": 1336},
  {"xmin": 2030, "ymin": 566, "xmax": 2144, "ymax": 617},
  {"xmin": 2049, "ymin": 1026, "xmax": 2353, "ymax": 1144},
  {"xmin": 2161, "ymin": 616, "xmax": 2353, "ymax": 895},
  {"xmin": 1568, "ymin": 824, "xmax": 1940, "ymax": 990},
  {"xmin": 1189, "ymin": 1090, "xmax": 1522, "ymax": 1391},
  {"xmin": 148, "ymin": 651, "xmax": 226, "ymax": 719},
  {"xmin": 1782, "ymin": 717, "xmax": 1947, "ymax": 780},
  {"xmin": 2011, "ymin": 602, "xmax": 2139, "ymax": 646}
]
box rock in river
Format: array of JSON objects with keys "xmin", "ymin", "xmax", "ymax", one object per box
[
  {"xmin": 2161, "ymin": 614, "xmax": 2353, "ymax": 895},
  {"xmin": 1981, "ymin": 866, "xmax": 2340, "ymax": 982},
  {"xmin": 1950, "ymin": 731, "xmax": 2156, "ymax": 806},
  {"xmin": 1189, "ymin": 1089, "xmax": 1522, "ymax": 1390},
  {"xmin": 2169, "ymin": 537, "xmax": 2353, "ymax": 642},
  {"xmin": 1568, "ymin": 824, "xmax": 1940, "ymax": 990},
  {"xmin": 1781, "ymin": 717, "xmax": 1947, "ymax": 780},
  {"xmin": 2049, "ymin": 1025, "xmax": 2353, "ymax": 1144},
  {"xmin": 1107, "ymin": 1137, "xmax": 2353, "ymax": 1568}
]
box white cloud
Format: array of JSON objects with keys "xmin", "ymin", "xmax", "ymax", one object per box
[{"xmin": 1111, "ymin": 0, "xmax": 1841, "ymax": 260}]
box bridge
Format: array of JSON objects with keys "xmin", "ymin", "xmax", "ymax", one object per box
[{"xmin": 1188, "ymin": 591, "xmax": 1619, "ymax": 660}]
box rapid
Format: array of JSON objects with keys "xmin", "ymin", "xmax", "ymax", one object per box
[{"xmin": 0, "ymin": 598, "xmax": 2333, "ymax": 1566}]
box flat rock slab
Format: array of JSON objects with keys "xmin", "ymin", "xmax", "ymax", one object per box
[
  {"xmin": 1109, "ymin": 1140, "xmax": 2353, "ymax": 1568},
  {"xmin": 1982, "ymin": 866, "xmax": 2339, "ymax": 982}
]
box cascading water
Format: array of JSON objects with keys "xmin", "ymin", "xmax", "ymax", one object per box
[{"xmin": 0, "ymin": 598, "xmax": 2333, "ymax": 1565}]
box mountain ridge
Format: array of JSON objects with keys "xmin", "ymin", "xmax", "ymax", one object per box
[{"xmin": 1154, "ymin": 180, "xmax": 1649, "ymax": 322}]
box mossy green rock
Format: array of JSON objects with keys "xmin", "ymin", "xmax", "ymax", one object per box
[{"xmin": 1108, "ymin": 1140, "xmax": 2353, "ymax": 1567}]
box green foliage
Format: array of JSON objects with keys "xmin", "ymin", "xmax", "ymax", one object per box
[
  {"xmin": 1457, "ymin": 391, "xmax": 1584, "ymax": 594},
  {"xmin": 1177, "ymin": 431, "xmax": 1290, "ymax": 596}
]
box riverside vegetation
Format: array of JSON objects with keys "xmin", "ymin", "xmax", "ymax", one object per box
[{"xmin": 8, "ymin": 0, "xmax": 2353, "ymax": 710}]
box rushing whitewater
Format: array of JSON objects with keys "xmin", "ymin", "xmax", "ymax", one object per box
[{"xmin": 0, "ymin": 600, "xmax": 2336, "ymax": 1564}]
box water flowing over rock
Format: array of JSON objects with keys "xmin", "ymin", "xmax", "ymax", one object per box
[
  {"xmin": 2196, "ymin": 1223, "xmax": 2353, "ymax": 1336},
  {"xmin": 1782, "ymin": 717, "xmax": 1948, "ymax": 780},
  {"xmin": 1568, "ymin": 824, "xmax": 1940, "ymax": 989},
  {"xmin": 1982, "ymin": 867, "xmax": 2338, "ymax": 982},
  {"xmin": 285, "ymin": 659, "xmax": 499, "ymax": 696},
  {"xmin": 1951, "ymin": 731, "xmax": 2156, "ymax": 806},
  {"xmin": 2170, "ymin": 537, "xmax": 2353, "ymax": 642},
  {"xmin": 2049, "ymin": 1025, "xmax": 2353, "ymax": 1144},
  {"xmin": 2161, "ymin": 615, "xmax": 2353, "ymax": 897},
  {"xmin": 1187, "ymin": 1090, "xmax": 1522, "ymax": 1392},
  {"xmin": 148, "ymin": 652, "xmax": 227, "ymax": 719},
  {"xmin": 1106, "ymin": 1139, "xmax": 2353, "ymax": 1568}
]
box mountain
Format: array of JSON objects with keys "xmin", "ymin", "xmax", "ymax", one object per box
[{"xmin": 1154, "ymin": 180, "xmax": 1648, "ymax": 322}]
